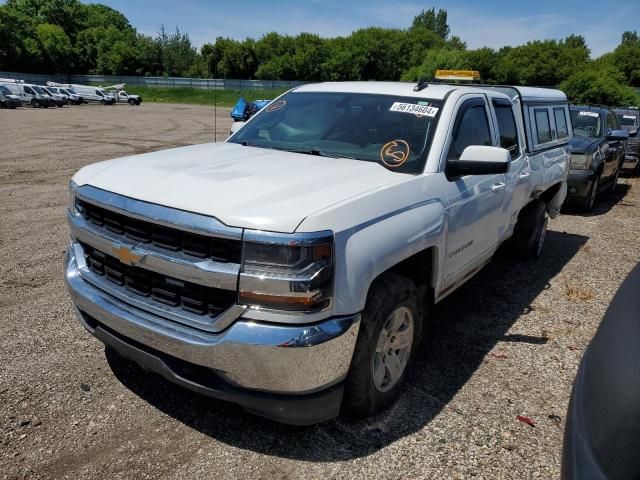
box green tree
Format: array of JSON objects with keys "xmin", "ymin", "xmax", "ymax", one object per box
[
  {"xmin": 36, "ymin": 23, "xmax": 73, "ymax": 72},
  {"xmin": 560, "ymin": 65, "xmax": 639, "ymax": 106},
  {"xmin": 401, "ymin": 48, "xmax": 470, "ymax": 81},
  {"xmin": 411, "ymin": 7, "xmax": 449, "ymax": 39}
]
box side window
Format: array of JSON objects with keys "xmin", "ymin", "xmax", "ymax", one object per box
[
  {"xmin": 606, "ymin": 113, "xmax": 617, "ymax": 133},
  {"xmin": 493, "ymin": 101, "xmax": 520, "ymax": 159},
  {"xmin": 24, "ymin": 87, "xmax": 33, "ymax": 94},
  {"xmin": 448, "ymin": 100, "xmax": 492, "ymax": 161},
  {"xmin": 554, "ymin": 108, "xmax": 569, "ymax": 139},
  {"xmin": 534, "ymin": 109, "xmax": 552, "ymax": 144}
]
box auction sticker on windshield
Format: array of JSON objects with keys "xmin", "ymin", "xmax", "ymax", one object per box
[
  {"xmin": 579, "ymin": 111, "xmax": 599, "ymax": 118},
  {"xmin": 389, "ymin": 102, "xmax": 438, "ymax": 117}
]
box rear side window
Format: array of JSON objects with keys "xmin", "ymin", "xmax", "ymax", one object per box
[
  {"xmin": 534, "ymin": 109, "xmax": 552, "ymax": 144},
  {"xmin": 493, "ymin": 102, "xmax": 519, "ymax": 159},
  {"xmin": 554, "ymin": 108, "xmax": 569, "ymax": 139},
  {"xmin": 448, "ymin": 101, "xmax": 492, "ymax": 160}
]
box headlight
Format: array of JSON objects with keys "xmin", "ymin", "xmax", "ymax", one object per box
[
  {"xmin": 238, "ymin": 231, "xmax": 334, "ymax": 312},
  {"xmin": 68, "ymin": 181, "xmax": 77, "ymax": 214},
  {"xmin": 570, "ymin": 154, "xmax": 592, "ymax": 170}
]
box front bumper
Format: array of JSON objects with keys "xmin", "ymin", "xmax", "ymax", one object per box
[
  {"xmin": 566, "ymin": 169, "xmax": 594, "ymax": 198},
  {"xmin": 64, "ymin": 247, "xmax": 360, "ymax": 424},
  {"xmin": 622, "ymin": 155, "xmax": 639, "ymax": 172}
]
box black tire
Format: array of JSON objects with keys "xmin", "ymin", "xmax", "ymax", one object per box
[
  {"xmin": 128, "ymin": 98, "xmax": 135, "ymax": 105},
  {"xmin": 101, "ymin": 99, "xmax": 106, "ymax": 105},
  {"xmin": 608, "ymin": 164, "xmax": 621, "ymax": 193},
  {"xmin": 583, "ymin": 171, "xmax": 601, "ymax": 211},
  {"xmin": 343, "ymin": 273, "xmax": 424, "ymax": 418},
  {"xmin": 136, "ymin": 99, "xmax": 141, "ymax": 105},
  {"xmin": 511, "ymin": 200, "xmax": 548, "ymax": 260}
]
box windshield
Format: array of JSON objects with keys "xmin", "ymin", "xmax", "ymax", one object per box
[
  {"xmin": 616, "ymin": 113, "xmax": 638, "ymax": 127},
  {"xmin": 66, "ymin": 88, "xmax": 76, "ymax": 94},
  {"xmin": 32, "ymin": 86, "xmax": 46, "ymax": 95},
  {"xmin": 44, "ymin": 88, "xmax": 55, "ymax": 95},
  {"xmin": 571, "ymin": 109, "xmax": 602, "ymax": 138},
  {"xmin": 228, "ymin": 91, "xmax": 442, "ymax": 173},
  {"xmin": 0, "ymin": 85, "xmax": 10, "ymax": 95}
]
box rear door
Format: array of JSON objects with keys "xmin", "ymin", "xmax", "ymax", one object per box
[
  {"xmin": 441, "ymin": 95, "xmax": 506, "ymax": 286},
  {"xmin": 490, "ymin": 97, "xmax": 529, "ymax": 235}
]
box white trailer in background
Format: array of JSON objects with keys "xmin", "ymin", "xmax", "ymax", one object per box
[{"xmin": 104, "ymin": 84, "xmax": 142, "ymax": 105}]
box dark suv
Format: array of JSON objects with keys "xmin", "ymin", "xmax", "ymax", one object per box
[
  {"xmin": 566, "ymin": 105, "xmax": 628, "ymax": 210},
  {"xmin": 614, "ymin": 107, "xmax": 640, "ymax": 174}
]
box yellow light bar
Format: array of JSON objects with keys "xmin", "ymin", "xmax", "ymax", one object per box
[{"xmin": 434, "ymin": 70, "xmax": 481, "ymax": 81}]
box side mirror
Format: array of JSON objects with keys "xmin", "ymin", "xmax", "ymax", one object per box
[
  {"xmin": 446, "ymin": 145, "xmax": 510, "ymax": 177},
  {"xmin": 608, "ymin": 129, "xmax": 629, "ymax": 140},
  {"xmin": 229, "ymin": 121, "xmax": 245, "ymax": 136}
]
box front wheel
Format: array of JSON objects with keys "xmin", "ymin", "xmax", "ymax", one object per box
[
  {"xmin": 608, "ymin": 165, "xmax": 621, "ymax": 193},
  {"xmin": 343, "ymin": 273, "xmax": 424, "ymax": 418},
  {"xmin": 583, "ymin": 172, "xmax": 600, "ymax": 211}
]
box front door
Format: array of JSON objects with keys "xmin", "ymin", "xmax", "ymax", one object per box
[{"xmin": 442, "ymin": 95, "xmax": 506, "ymax": 286}]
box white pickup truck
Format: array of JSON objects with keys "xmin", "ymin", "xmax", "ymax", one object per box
[{"xmin": 64, "ymin": 80, "xmax": 570, "ymax": 425}]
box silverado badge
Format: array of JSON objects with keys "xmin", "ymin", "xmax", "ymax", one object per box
[{"xmin": 112, "ymin": 244, "xmax": 142, "ymax": 265}]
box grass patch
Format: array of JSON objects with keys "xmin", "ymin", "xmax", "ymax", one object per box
[
  {"xmin": 563, "ymin": 282, "xmax": 595, "ymax": 301},
  {"xmin": 119, "ymin": 86, "xmax": 288, "ymax": 107}
]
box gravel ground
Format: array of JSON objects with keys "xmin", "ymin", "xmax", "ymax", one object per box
[{"xmin": 1, "ymin": 103, "xmax": 639, "ymax": 480}]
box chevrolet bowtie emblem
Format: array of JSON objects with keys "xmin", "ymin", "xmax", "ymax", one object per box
[{"xmin": 112, "ymin": 244, "xmax": 142, "ymax": 265}]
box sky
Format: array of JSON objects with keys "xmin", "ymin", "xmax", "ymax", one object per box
[{"xmin": 94, "ymin": 0, "xmax": 638, "ymax": 57}]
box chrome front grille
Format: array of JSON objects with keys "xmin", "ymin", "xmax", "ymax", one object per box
[
  {"xmin": 627, "ymin": 137, "xmax": 640, "ymax": 155},
  {"xmin": 68, "ymin": 185, "xmax": 246, "ymax": 332},
  {"xmin": 76, "ymin": 198, "xmax": 242, "ymax": 263},
  {"xmin": 81, "ymin": 242, "xmax": 236, "ymax": 316}
]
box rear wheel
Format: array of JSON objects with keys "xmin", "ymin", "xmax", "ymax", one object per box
[
  {"xmin": 511, "ymin": 200, "xmax": 548, "ymax": 260},
  {"xmin": 343, "ymin": 273, "xmax": 424, "ymax": 418}
]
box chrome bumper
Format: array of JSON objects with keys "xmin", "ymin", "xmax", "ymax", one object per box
[{"xmin": 64, "ymin": 247, "xmax": 360, "ymax": 394}]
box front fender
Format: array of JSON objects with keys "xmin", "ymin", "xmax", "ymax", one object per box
[{"xmin": 332, "ymin": 200, "xmax": 445, "ymax": 315}]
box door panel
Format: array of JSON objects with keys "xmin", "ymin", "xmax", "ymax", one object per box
[{"xmin": 442, "ymin": 95, "xmax": 506, "ymax": 285}]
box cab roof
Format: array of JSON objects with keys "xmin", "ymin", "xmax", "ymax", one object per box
[{"xmin": 294, "ymin": 81, "xmax": 567, "ymax": 103}]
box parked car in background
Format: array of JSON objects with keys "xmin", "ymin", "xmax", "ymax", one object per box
[
  {"xmin": 562, "ymin": 262, "xmax": 640, "ymax": 480},
  {"xmin": 46, "ymin": 82, "xmax": 84, "ymax": 104},
  {"xmin": 0, "ymin": 85, "xmax": 23, "ymax": 108},
  {"xmin": 614, "ymin": 107, "xmax": 640, "ymax": 174},
  {"xmin": 40, "ymin": 86, "xmax": 68, "ymax": 107},
  {"xmin": 71, "ymin": 85, "xmax": 115, "ymax": 105},
  {"xmin": 19, "ymin": 84, "xmax": 55, "ymax": 108},
  {"xmin": 49, "ymin": 86, "xmax": 82, "ymax": 105},
  {"xmin": 104, "ymin": 84, "xmax": 142, "ymax": 105},
  {"xmin": 566, "ymin": 105, "xmax": 628, "ymax": 210}
]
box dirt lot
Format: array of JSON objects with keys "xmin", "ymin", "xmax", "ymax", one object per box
[{"xmin": 1, "ymin": 103, "xmax": 639, "ymax": 480}]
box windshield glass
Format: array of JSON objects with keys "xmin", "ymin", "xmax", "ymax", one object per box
[
  {"xmin": 32, "ymin": 86, "xmax": 46, "ymax": 95},
  {"xmin": 66, "ymin": 88, "xmax": 76, "ymax": 94},
  {"xmin": 0, "ymin": 85, "xmax": 10, "ymax": 94},
  {"xmin": 228, "ymin": 91, "xmax": 442, "ymax": 173},
  {"xmin": 616, "ymin": 113, "xmax": 638, "ymax": 127},
  {"xmin": 571, "ymin": 109, "xmax": 602, "ymax": 138}
]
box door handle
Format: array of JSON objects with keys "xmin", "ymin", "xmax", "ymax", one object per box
[
  {"xmin": 519, "ymin": 171, "xmax": 530, "ymax": 179},
  {"xmin": 491, "ymin": 182, "xmax": 506, "ymax": 192}
]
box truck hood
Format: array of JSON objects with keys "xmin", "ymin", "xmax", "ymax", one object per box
[
  {"xmin": 569, "ymin": 136, "xmax": 601, "ymax": 154},
  {"xmin": 73, "ymin": 142, "xmax": 409, "ymax": 233}
]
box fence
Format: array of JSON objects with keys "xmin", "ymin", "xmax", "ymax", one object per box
[{"xmin": 0, "ymin": 71, "xmax": 304, "ymax": 90}]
